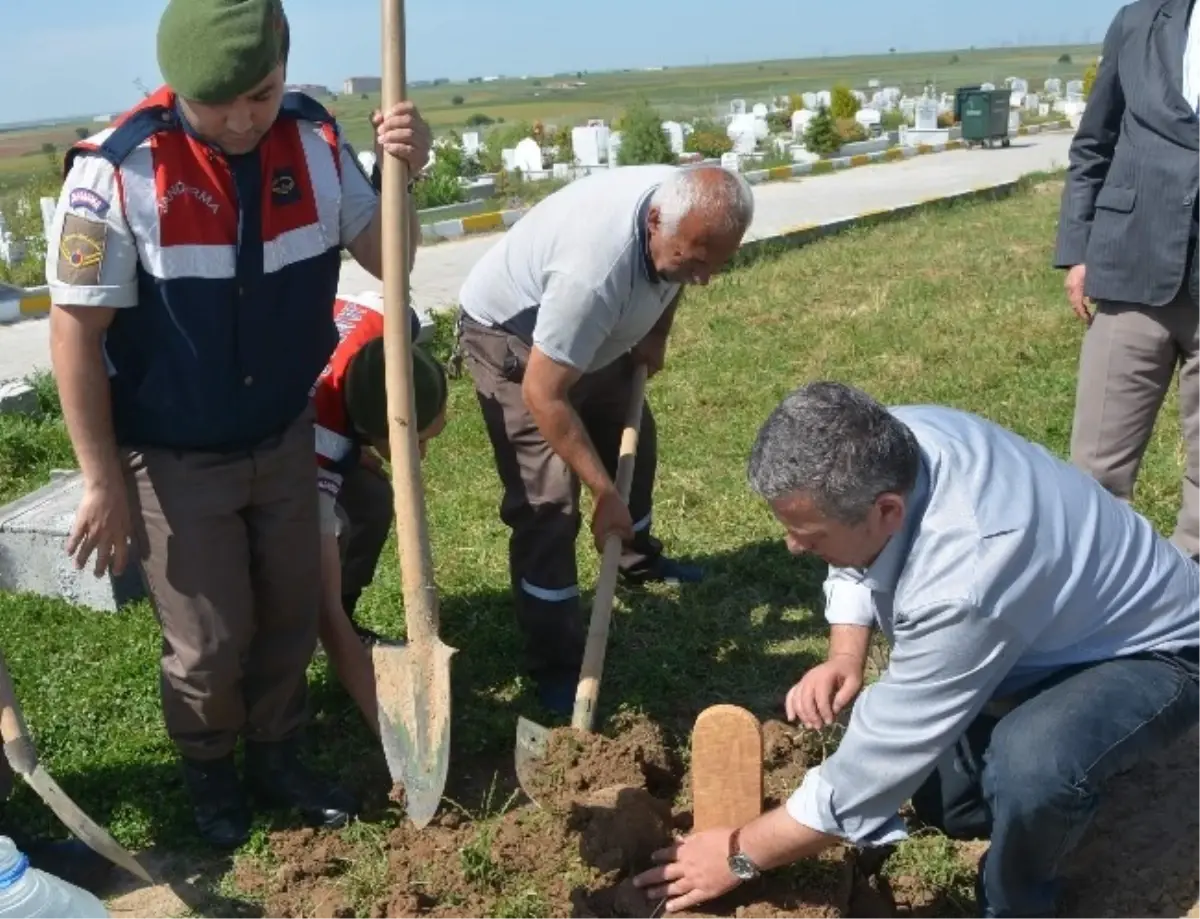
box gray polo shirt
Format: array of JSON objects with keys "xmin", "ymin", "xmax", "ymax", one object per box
[{"xmin": 458, "ymin": 165, "xmax": 682, "ymax": 373}]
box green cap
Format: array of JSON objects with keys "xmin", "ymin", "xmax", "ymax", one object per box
[
  {"xmin": 157, "ymin": 0, "xmax": 289, "ymax": 103},
  {"xmin": 344, "ymin": 338, "xmax": 449, "ymax": 442}
]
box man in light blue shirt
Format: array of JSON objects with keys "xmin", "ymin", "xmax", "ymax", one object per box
[{"xmin": 634, "ymin": 381, "xmax": 1199, "ymax": 917}]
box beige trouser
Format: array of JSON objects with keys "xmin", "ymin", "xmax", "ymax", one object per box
[{"xmin": 1070, "ymin": 291, "xmax": 1199, "ymax": 558}]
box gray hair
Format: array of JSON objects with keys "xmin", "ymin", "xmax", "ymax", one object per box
[
  {"xmin": 650, "ymin": 165, "xmax": 755, "ymax": 238},
  {"xmin": 747, "ymin": 381, "xmax": 920, "ymax": 524}
]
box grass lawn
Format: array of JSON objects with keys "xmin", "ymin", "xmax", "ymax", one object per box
[{"xmin": 0, "ymin": 175, "xmax": 1188, "ymax": 917}]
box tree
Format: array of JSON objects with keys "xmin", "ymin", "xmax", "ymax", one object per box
[
  {"xmin": 551, "ymin": 125, "xmax": 575, "ymax": 164},
  {"xmin": 465, "ymin": 113, "xmax": 495, "ymax": 127},
  {"xmin": 948, "ymin": 54, "xmax": 960, "ymax": 64},
  {"xmin": 74, "ymin": 127, "xmax": 89, "ymax": 140},
  {"xmin": 451, "ymin": 95, "xmax": 464, "ymax": 105},
  {"xmin": 830, "ymin": 84, "xmax": 860, "ymax": 119},
  {"xmin": 788, "ymin": 93, "xmax": 805, "ymax": 113},
  {"xmin": 1082, "ymin": 59, "xmax": 1098, "ymax": 98},
  {"xmin": 803, "ymin": 105, "xmax": 841, "ymax": 156},
  {"xmin": 615, "ymin": 98, "xmax": 677, "ymax": 166},
  {"xmin": 1058, "ymin": 53, "xmax": 1072, "ymax": 64},
  {"xmin": 684, "ymin": 119, "xmax": 733, "ymax": 158}
]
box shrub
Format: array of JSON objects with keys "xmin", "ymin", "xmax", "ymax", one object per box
[
  {"xmin": 803, "ymin": 105, "xmax": 842, "ymax": 156},
  {"xmin": 451, "ymin": 95, "xmax": 464, "ymax": 105},
  {"xmin": 835, "ymin": 118, "xmax": 867, "ymax": 144},
  {"xmin": 413, "ymin": 171, "xmax": 462, "ymax": 209},
  {"xmin": 683, "ymin": 119, "xmax": 732, "ymax": 158},
  {"xmin": 1058, "ymin": 53, "xmax": 1072, "ymax": 64},
  {"xmin": 766, "ymin": 111, "xmax": 791, "ymax": 134},
  {"xmin": 477, "ymin": 121, "xmax": 536, "ymax": 173},
  {"xmin": 615, "ymin": 97, "xmax": 677, "ymax": 166},
  {"xmin": 465, "ymin": 113, "xmax": 494, "ymax": 127},
  {"xmin": 830, "ymin": 84, "xmax": 860, "ymax": 119},
  {"xmin": 551, "ymin": 125, "xmax": 574, "ymax": 164},
  {"xmin": 1083, "ymin": 60, "xmax": 1098, "ymax": 98}
]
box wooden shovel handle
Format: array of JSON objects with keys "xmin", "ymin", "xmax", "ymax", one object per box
[
  {"xmin": 571, "ymin": 363, "xmax": 649, "ymax": 732},
  {"xmin": 0, "ymin": 651, "xmax": 38, "ymax": 775},
  {"xmin": 380, "ymin": 0, "xmax": 439, "ymax": 646}
]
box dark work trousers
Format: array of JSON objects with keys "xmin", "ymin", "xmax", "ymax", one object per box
[
  {"xmin": 122, "ymin": 406, "xmax": 322, "ymax": 761},
  {"xmin": 458, "ymin": 314, "xmax": 663, "ymax": 681},
  {"xmin": 333, "ymin": 463, "xmax": 395, "ymax": 620},
  {"xmin": 910, "ymin": 646, "xmax": 1199, "ymax": 917}
]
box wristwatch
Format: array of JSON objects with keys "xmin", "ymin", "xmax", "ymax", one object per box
[{"xmin": 727, "ymin": 828, "xmax": 761, "ymax": 881}]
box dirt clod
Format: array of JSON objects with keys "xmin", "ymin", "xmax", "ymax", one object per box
[{"xmin": 574, "ymin": 784, "xmax": 674, "ymax": 873}]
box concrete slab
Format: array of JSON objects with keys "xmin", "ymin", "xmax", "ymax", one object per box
[
  {"xmin": 0, "ymin": 470, "xmax": 145, "ymax": 611},
  {"xmin": 0, "ymin": 380, "xmax": 37, "ymax": 416}
]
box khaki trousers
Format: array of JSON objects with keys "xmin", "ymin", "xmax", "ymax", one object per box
[
  {"xmin": 123, "ymin": 407, "xmax": 322, "ymax": 760},
  {"xmin": 333, "ymin": 463, "xmax": 394, "ymax": 618},
  {"xmin": 458, "ymin": 315, "xmax": 662, "ymax": 680},
  {"xmin": 1070, "ymin": 290, "xmax": 1199, "ymax": 558}
]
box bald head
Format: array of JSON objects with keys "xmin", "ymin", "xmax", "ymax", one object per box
[{"xmin": 646, "ymin": 165, "xmax": 755, "ymax": 285}]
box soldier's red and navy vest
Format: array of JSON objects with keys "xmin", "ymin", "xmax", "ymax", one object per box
[{"xmin": 64, "ymin": 86, "xmax": 349, "ymax": 452}]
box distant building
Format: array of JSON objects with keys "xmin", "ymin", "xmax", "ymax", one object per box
[
  {"xmin": 286, "ymin": 83, "xmax": 331, "ymax": 97},
  {"xmin": 343, "ymin": 76, "xmax": 382, "ymax": 94}
]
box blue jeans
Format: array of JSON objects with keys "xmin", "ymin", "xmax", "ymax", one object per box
[{"xmin": 910, "ymin": 646, "xmax": 1199, "ymax": 917}]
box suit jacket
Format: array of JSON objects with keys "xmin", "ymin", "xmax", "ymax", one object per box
[{"xmin": 1054, "ymin": 0, "xmax": 1200, "ymax": 306}]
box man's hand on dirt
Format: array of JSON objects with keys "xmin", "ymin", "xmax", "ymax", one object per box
[
  {"xmin": 632, "ymin": 828, "xmax": 741, "ymax": 913},
  {"xmin": 67, "ymin": 477, "xmax": 132, "ymax": 578},
  {"xmin": 632, "ymin": 331, "xmax": 669, "ymax": 377},
  {"xmin": 785, "ymin": 655, "xmax": 863, "ymax": 730},
  {"xmin": 372, "ymin": 102, "xmax": 432, "ymax": 174},
  {"xmin": 591, "ymin": 485, "xmax": 634, "ymax": 552},
  {"xmin": 1065, "ymin": 264, "xmax": 1092, "ymax": 325}
]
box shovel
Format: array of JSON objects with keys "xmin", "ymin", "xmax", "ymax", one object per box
[
  {"xmin": 515, "ymin": 364, "xmax": 649, "ymax": 804},
  {"xmin": 370, "ymin": 0, "xmax": 456, "ymax": 831},
  {"xmin": 0, "ymin": 650, "xmax": 153, "ymax": 884}
]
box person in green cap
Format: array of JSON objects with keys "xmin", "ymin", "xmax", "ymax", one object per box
[
  {"xmin": 44, "ymin": 0, "xmax": 432, "ymax": 848},
  {"xmin": 311, "ymin": 291, "xmax": 449, "ymax": 732}
]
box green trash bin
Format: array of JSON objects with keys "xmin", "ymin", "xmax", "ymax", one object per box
[{"xmin": 960, "ymin": 88, "xmax": 1012, "ymax": 148}]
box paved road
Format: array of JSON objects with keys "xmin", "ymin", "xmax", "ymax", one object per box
[{"xmin": 0, "ymin": 132, "xmax": 1074, "ymax": 383}]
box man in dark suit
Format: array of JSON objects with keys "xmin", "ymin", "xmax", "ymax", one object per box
[{"xmin": 1054, "ymin": 0, "xmax": 1199, "ymax": 561}]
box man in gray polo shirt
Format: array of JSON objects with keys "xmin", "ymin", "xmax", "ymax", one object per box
[{"xmin": 456, "ymin": 163, "xmax": 754, "ymax": 712}]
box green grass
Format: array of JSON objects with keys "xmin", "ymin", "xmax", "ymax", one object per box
[{"xmin": 0, "ymin": 175, "xmax": 1184, "ymax": 912}]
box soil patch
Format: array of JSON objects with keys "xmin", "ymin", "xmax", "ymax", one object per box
[{"xmin": 233, "ymin": 714, "xmax": 1197, "ymax": 918}]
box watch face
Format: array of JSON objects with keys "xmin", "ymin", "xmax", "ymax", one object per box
[{"xmin": 729, "ymin": 854, "xmax": 758, "ymax": 880}]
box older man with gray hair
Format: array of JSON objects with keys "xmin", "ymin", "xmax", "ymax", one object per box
[
  {"xmin": 455, "ymin": 163, "xmax": 754, "ymax": 712},
  {"xmin": 634, "ymin": 381, "xmax": 1198, "ymax": 917}
]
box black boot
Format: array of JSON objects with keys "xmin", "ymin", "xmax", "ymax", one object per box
[
  {"xmin": 244, "ymin": 739, "xmax": 358, "ymax": 829},
  {"xmin": 180, "ymin": 754, "xmax": 252, "ymax": 849}
]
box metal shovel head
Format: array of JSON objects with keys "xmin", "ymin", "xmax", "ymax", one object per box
[
  {"xmin": 514, "ymin": 715, "xmax": 551, "ymax": 807},
  {"xmin": 23, "ymin": 763, "xmax": 153, "ymax": 884},
  {"xmin": 372, "ymin": 638, "xmax": 454, "ymax": 829}
]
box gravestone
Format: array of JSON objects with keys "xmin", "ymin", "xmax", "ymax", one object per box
[
  {"xmin": 1044, "ymin": 78, "xmax": 1062, "ymax": 96},
  {"xmin": 791, "ymin": 109, "xmax": 815, "ymax": 136},
  {"xmin": 901, "ymin": 97, "xmax": 917, "ymax": 120},
  {"xmin": 606, "ymin": 131, "xmax": 623, "ymax": 166},
  {"xmin": 816, "ymin": 90, "xmax": 832, "ymax": 108},
  {"xmin": 572, "ymin": 125, "xmax": 605, "ymax": 166},
  {"xmin": 751, "ymin": 102, "xmax": 768, "ymax": 118},
  {"xmin": 513, "ymin": 138, "xmax": 543, "ymax": 175},
  {"xmin": 662, "ymin": 121, "xmax": 685, "ymax": 155},
  {"xmin": 462, "ymin": 131, "xmax": 481, "ymax": 156},
  {"xmin": 730, "ymin": 99, "xmax": 746, "ymax": 116},
  {"xmin": 915, "ymin": 98, "xmax": 939, "ymax": 131},
  {"xmin": 1011, "ymin": 77, "xmax": 1029, "ymax": 94},
  {"xmin": 1008, "ymin": 110, "xmax": 1021, "ymax": 134},
  {"xmin": 501, "ymin": 148, "xmax": 518, "ymax": 171},
  {"xmin": 855, "ymin": 108, "xmax": 881, "ymax": 130},
  {"xmin": 980, "ymin": 81, "xmax": 995, "ymax": 91},
  {"xmin": 40, "ymin": 197, "xmax": 56, "ymax": 242},
  {"xmin": 867, "ymin": 78, "xmax": 880, "ymax": 88},
  {"xmin": 802, "ymin": 92, "xmax": 819, "ymax": 109},
  {"xmin": 720, "ymin": 151, "xmax": 740, "ymax": 173},
  {"xmin": 1024, "ymin": 92, "xmax": 1041, "ymax": 112},
  {"xmin": 1066, "ymin": 80, "xmax": 1084, "ymax": 96},
  {"xmin": 1039, "ymin": 102, "xmax": 1051, "ymax": 117}
]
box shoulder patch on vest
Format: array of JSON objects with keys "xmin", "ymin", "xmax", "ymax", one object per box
[
  {"xmin": 280, "ymin": 92, "xmax": 335, "ymax": 125},
  {"xmin": 56, "ymin": 213, "xmax": 108, "ymax": 286}
]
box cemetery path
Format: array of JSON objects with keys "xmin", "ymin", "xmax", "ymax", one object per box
[{"xmin": 0, "ymin": 131, "xmax": 1073, "ymax": 384}]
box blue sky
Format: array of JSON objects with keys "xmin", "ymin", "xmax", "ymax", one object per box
[{"xmin": 1, "ymin": 0, "xmax": 1122, "ymax": 125}]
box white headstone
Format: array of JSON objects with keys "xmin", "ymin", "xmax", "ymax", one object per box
[
  {"xmin": 867, "ymin": 78, "xmax": 880, "ymax": 88},
  {"xmin": 980, "ymin": 82, "xmax": 995, "ymax": 91},
  {"xmin": 40, "ymin": 197, "xmax": 56, "ymax": 242},
  {"xmin": 1024, "ymin": 93, "xmax": 1040, "ymax": 112},
  {"xmin": 730, "ymin": 99, "xmax": 746, "ymax": 116},
  {"xmin": 1044, "ymin": 78, "xmax": 1062, "ymax": 96},
  {"xmin": 720, "ymin": 151, "xmax": 740, "ymax": 172},
  {"xmin": 1008, "ymin": 110, "xmax": 1020, "ymax": 133},
  {"xmin": 915, "ymin": 98, "xmax": 939, "ymax": 131},
  {"xmin": 552, "ymin": 162, "xmax": 573, "ymax": 179},
  {"xmin": 572, "ymin": 125, "xmax": 605, "ymax": 166},
  {"xmin": 513, "ymin": 138, "xmax": 543, "ymax": 175},
  {"xmin": 816, "ymin": 90, "xmax": 832, "ymax": 108},
  {"xmin": 1066, "ymin": 80, "xmax": 1084, "ymax": 96},
  {"xmin": 901, "ymin": 97, "xmax": 917, "ymax": 119},
  {"xmin": 1011, "ymin": 77, "xmax": 1029, "ymax": 94},
  {"xmin": 662, "ymin": 121, "xmax": 685, "ymax": 155},
  {"xmin": 855, "ymin": 108, "xmax": 881, "ymax": 129},
  {"xmin": 1038, "ymin": 102, "xmax": 1051, "ymax": 117},
  {"xmin": 791, "ymin": 109, "xmax": 815, "ymax": 135},
  {"xmin": 606, "ymin": 131, "xmax": 623, "ymax": 167},
  {"xmin": 462, "ymin": 131, "xmax": 481, "ymax": 156},
  {"xmin": 802, "ymin": 92, "xmax": 819, "ymax": 109},
  {"xmin": 501, "ymin": 148, "xmax": 518, "ymax": 171},
  {"xmin": 751, "ymin": 102, "xmax": 769, "ymax": 118}
]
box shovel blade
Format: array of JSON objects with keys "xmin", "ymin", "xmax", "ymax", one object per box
[
  {"xmin": 372, "ymin": 639, "xmax": 455, "ymax": 829},
  {"xmin": 514, "ymin": 715, "xmax": 550, "ymax": 807},
  {"xmin": 22, "ymin": 764, "xmax": 153, "ymax": 884}
]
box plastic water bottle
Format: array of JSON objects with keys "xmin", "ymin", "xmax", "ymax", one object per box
[{"xmin": 0, "ymin": 836, "xmax": 108, "ymax": 918}]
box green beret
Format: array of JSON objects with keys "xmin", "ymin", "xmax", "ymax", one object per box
[
  {"xmin": 157, "ymin": 0, "xmax": 289, "ymax": 103},
  {"xmin": 344, "ymin": 338, "xmax": 448, "ymax": 443}
]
